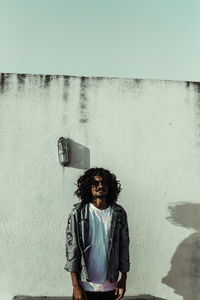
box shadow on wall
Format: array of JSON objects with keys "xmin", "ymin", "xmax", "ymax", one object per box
[
  {"xmin": 58, "ymin": 137, "xmax": 90, "ymax": 170},
  {"xmin": 126, "ymin": 295, "xmax": 167, "ymax": 299},
  {"xmin": 162, "ymin": 202, "xmax": 200, "ymax": 300},
  {"xmin": 13, "ymin": 295, "xmax": 167, "ymax": 300},
  {"xmin": 67, "ymin": 139, "xmax": 90, "ymax": 170}
]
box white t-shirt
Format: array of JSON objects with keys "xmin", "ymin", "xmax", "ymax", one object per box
[{"xmin": 80, "ymin": 203, "xmax": 117, "ymax": 292}]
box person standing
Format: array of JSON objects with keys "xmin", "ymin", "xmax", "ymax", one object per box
[{"xmin": 65, "ymin": 167, "xmax": 130, "ymax": 300}]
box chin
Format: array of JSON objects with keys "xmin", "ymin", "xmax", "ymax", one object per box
[{"xmin": 96, "ymin": 194, "xmax": 106, "ymax": 199}]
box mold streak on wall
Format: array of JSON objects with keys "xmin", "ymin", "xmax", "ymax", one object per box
[
  {"xmin": 79, "ymin": 76, "xmax": 89, "ymax": 123},
  {"xmin": 0, "ymin": 73, "xmax": 10, "ymax": 94},
  {"xmin": 63, "ymin": 76, "xmax": 70, "ymax": 103},
  {"xmin": 0, "ymin": 73, "xmax": 6, "ymax": 93},
  {"xmin": 193, "ymin": 82, "xmax": 200, "ymax": 146},
  {"xmin": 44, "ymin": 75, "xmax": 52, "ymax": 88},
  {"xmin": 17, "ymin": 74, "xmax": 26, "ymax": 91}
]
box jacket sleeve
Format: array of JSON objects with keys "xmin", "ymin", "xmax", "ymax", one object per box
[
  {"xmin": 64, "ymin": 210, "xmax": 81, "ymax": 273},
  {"xmin": 119, "ymin": 209, "xmax": 130, "ymax": 273}
]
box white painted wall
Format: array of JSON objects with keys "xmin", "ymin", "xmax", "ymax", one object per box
[{"xmin": 0, "ymin": 73, "xmax": 200, "ymax": 300}]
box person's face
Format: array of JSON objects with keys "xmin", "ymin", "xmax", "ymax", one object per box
[{"xmin": 91, "ymin": 175, "xmax": 108, "ymax": 199}]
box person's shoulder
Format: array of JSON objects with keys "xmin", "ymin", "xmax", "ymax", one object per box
[
  {"xmin": 73, "ymin": 202, "xmax": 82, "ymax": 209},
  {"xmin": 69, "ymin": 202, "xmax": 87, "ymax": 215},
  {"xmin": 71, "ymin": 202, "xmax": 81, "ymax": 213},
  {"xmin": 111, "ymin": 202, "xmax": 127, "ymax": 215}
]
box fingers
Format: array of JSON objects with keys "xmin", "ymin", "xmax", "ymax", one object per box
[
  {"xmin": 115, "ymin": 287, "xmax": 119, "ymax": 296},
  {"xmin": 115, "ymin": 288, "xmax": 126, "ymax": 300},
  {"xmin": 73, "ymin": 293, "xmax": 86, "ymax": 300},
  {"xmin": 83, "ymin": 291, "xmax": 87, "ymax": 300}
]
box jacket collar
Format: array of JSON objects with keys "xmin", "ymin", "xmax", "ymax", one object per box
[{"xmin": 73, "ymin": 201, "xmax": 120, "ymax": 212}]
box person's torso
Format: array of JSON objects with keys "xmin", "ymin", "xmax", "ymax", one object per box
[{"xmin": 79, "ymin": 203, "xmax": 117, "ymax": 291}]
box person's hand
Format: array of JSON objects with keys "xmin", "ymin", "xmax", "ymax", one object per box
[
  {"xmin": 115, "ymin": 277, "xmax": 126, "ymax": 300},
  {"xmin": 73, "ymin": 283, "xmax": 87, "ymax": 300}
]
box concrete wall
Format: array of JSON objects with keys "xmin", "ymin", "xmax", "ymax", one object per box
[{"xmin": 1, "ymin": 73, "xmax": 200, "ymax": 300}]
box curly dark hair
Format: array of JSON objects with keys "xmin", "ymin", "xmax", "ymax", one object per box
[{"xmin": 74, "ymin": 167, "xmax": 122, "ymax": 204}]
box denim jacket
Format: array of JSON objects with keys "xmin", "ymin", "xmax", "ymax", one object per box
[{"xmin": 64, "ymin": 202, "xmax": 130, "ymax": 283}]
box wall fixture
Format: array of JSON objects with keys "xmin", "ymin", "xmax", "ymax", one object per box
[{"xmin": 57, "ymin": 137, "xmax": 69, "ymax": 166}]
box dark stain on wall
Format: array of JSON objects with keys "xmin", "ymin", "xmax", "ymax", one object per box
[
  {"xmin": 116, "ymin": 77, "xmax": 144, "ymax": 97},
  {"xmin": 17, "ymin": 73, "xmax": 26, "ymax": 91},
  {"xmin": 39, "ymin": 75, "xmax": 44, "ymax": 88},
  {"xmin": 193, "ymin": 82, "xmax": 200, "ymax": 140},
  {"xmin": 186, "ymin": 81, "xmax": 200, "ymax": 143},
  {"xmin": 94, "ymin": 76, "xmax": 105, "ymax": 81},
  {"xmin": 17, "ymin": 73, "xmax": 26, "ymax": 85},
  {"xmin": 192, "ymin": 82, "xmax": 200, "ymax": 94},
  {"xmin": 63, "ymin": 76, "xmax": 70, "ymax": 102},
  {"xmin": 44, "ymin": 75, "xmax": 52, "ymax": 88},
  {"xmin": 186, "ymin": 81, "xmax": 191, "ymax": 88},
  {"xmin": 37, "ymin": 74, "xmax": 53, "ymax": 88},
  {"xmin": 0, "ymin": 72, "xmax": 12, "ymax": 94},
  {"xmin": 79, "ymin": 76, "xmax": 89, "ymax": 123},
  {"xmin": 0, "ymin": 73, "xmax": 6, "ymax": 93},
  {"xmin": 135, "ymin": 78, "xmax": 142, "ymax": 85},
  {"xmin": 79, "ymin": 118, "xmax": 87, "ymax": 123},
  {"xmin": 91, "ymin": 76, "xmax": 105, "ymax": 93},
  {"xmin": 186, "ymin": 81, "xmax": 200, "ymax": 96}
]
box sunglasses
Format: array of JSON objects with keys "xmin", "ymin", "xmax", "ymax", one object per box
[{"xmin": 91, "ymin": 179, "xmax": 108, "ymax": 187}]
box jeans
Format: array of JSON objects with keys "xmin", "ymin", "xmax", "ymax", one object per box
[{"xmin": 73, "ymin": 290, "xmax": 116, "ymax": 300}]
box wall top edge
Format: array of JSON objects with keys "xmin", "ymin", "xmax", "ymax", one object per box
[{"xmin": 0, "ymin": 71, "xmax": 199, "ymax": 85}]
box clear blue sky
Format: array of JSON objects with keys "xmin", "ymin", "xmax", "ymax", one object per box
[{"xmin": 0, "ymin": 0, "xmax": 199, "ymax": 81}]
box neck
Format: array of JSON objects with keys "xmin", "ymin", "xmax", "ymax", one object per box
[{"xmin": 92, "ymin": 197, "xmax": 108, "ymax": 210}]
